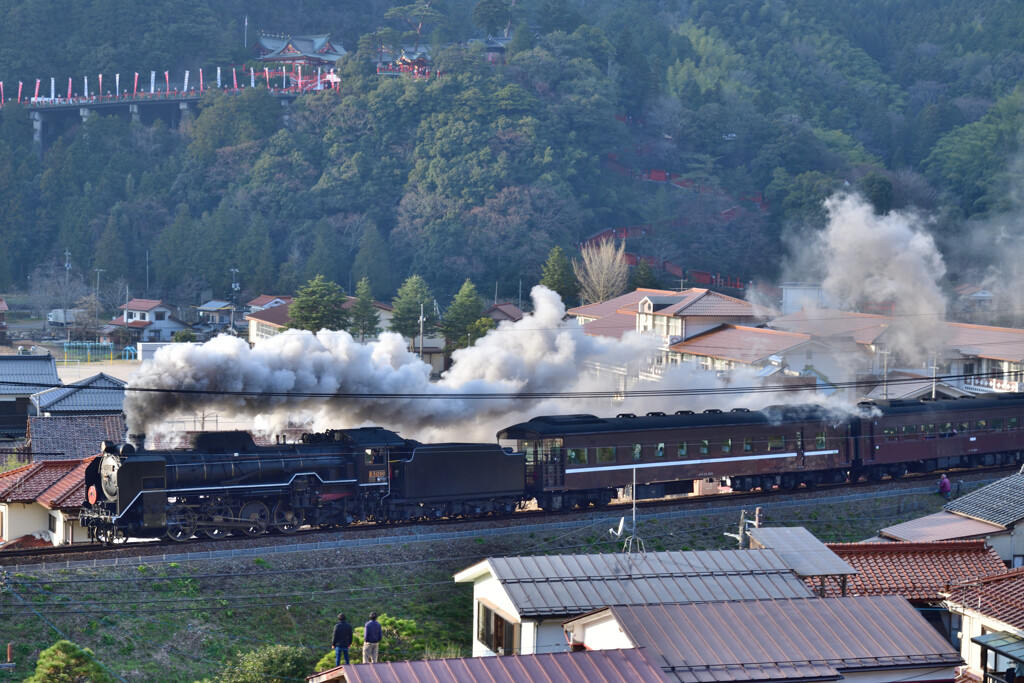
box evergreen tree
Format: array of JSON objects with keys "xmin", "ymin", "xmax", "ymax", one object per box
[
  {"xmin": 390, "ymin": 274, "xmax": 437, "ymax": 340},
  {"xmin": 443, "ymin": 279, "xmax": 494, "ymax": 351},
  {"xmin": 351, "ymin": 277, "xmax": 382, "ymax": 342},
  {"xmin": 539, "ymin": 246, "xmax": 579, "ymax": 305},
  {"xmin": 288, "ymin": 275, "xmax": 351, "ymax": 332},
  {"xmin": 24, "ymin": 640, "xmax": 118, "ymax": 683},
  {"xmin": 352, "ymin": 224, "xmax": 392, "ymax": 299},
  {"xmin": 629, "ymin": 259, "xmax": 663, "ymax": 290}
]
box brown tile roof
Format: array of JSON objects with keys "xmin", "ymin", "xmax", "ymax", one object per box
[
  {"xmin": 605, "ymin": 596, "xmax": 961, "ymax": 682},
  {"xmin": 881, "ymin": 511, "xmax": 1005, "ymax": 542},
  {"xmin": 669, "ymin": 325, "xmax": 813, "ymax": 364},
  {"xmin": 567, "ymin": 288, "xmax": 679, "ymax": 321},
  {"xmin": 823, "ymin": 540, "xmax": 1007, "ymax": 601},
  {"xmin": 654, "ymin": 289, "xmax": 771, "ymax": 318},
  {"xmin": 945, "ymin": 568, "xmax": 1024, "ymax": 629},
  {"xmin": 247, "ymin": 294, "xmax": 294, "ymax": 308},
  {"xmin": 119, "ymin": 298, "xmax": 165, "ymax": 311},
  {"xmin": 769, "ymin": 309, "xmax": 891, "ymax": 345},
  {"xmin": 0, "ymin": 297, "xmax": 7, "ymax": 312},
  {"xmin": 245, "ymin": 302, "xmax": 291, "ymax": 327},
  {"xmin": 581, "ymin": 311, "xmax": 638, "ymax": 339},
  {"xmin": 341, "ymin": 296, "xmax": 392, "ymax": 312},
  {"xmin": 336, "ymin": 648, "xmax": 671, "ymax": 683},
  {"xmin": 485, "ymin": 302, "xmax": 524, "ymax": 322},
  {"xmin": 0, "ymin": 459, "xmax": 88, "ymax": 507},
  {"xmin": 106, "ymin": 316, "xmax": 151, "ymax": 328},
  {"xmin": 41, "ymin": 458, "xmax": 92, "ymax": 509},
  {"xmin": 28, "ymin": 415, "xmax": 126, "ymax": 460}
]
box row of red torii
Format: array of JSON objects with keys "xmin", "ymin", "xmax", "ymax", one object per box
[{"xmin": 0, "ymin": 65, "xmax": 342, "ymax": 108}]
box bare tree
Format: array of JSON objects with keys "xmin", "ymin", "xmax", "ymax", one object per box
[{"xmin": 573, "ymin": 240, "xmax": 630, "ymax": 305}]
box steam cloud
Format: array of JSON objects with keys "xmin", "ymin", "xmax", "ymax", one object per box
[{"xmin": 125, "ymin": 287, "xmax": 662, "ymax": 442}]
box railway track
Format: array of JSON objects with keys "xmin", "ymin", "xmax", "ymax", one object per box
[{"xmin": 1, "ymin": 465, "xmax": 1011, "ymax": 570}]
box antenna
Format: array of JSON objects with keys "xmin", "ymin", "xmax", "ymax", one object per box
[
  {"xmin": 612, "ymin": 467, "xmax": 645, "ymax": 555},
  {"xmin": 609, "ymin": 517, "xmax": 625, "ymax": 539}
]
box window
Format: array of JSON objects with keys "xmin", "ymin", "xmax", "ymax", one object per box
[
  {"xmin": 1010, "ymin": 417, "xmax": 1019, "ymax": 430},
  {"xmin": 596, "ymin": 447, "xmax": 616, "ymax": 463},
  {"xmin": 957, "ymin": 421, "xmax": 970, "ymax": 434},
  {"xmin": 655, "ymin": 443, "xmax": 665, "ymax": 458},
  {"xmin": 768, "ymin": 435, "xmax": 784, "ymax": 450},
  {"xmin": 743, "ymin": 438, "xmax": 753, "ymax": 453},
  {"xmin": 139, "ymin": 312, "xmax": 148, "ymax": 321},
  {"xmin": 126, "ymin": 311, "xmax": 134, "ymax": 320},
  {"xmin": 567, "ymin": 448, "xmax": 587, "ymax": 465},
  {"xmin": 900, "ymin": 425, "xmax": 917, "ymax": 439},
  {"xmin": 992, "ymin": 418, "xmax": 1004, "ymax": 431},
  {"xmin": 48, "ymin": 513, "xmax": 57, "ymax": 533},
  {"xmin": 721, "ymin": 438, "xmax": 732, "ymax": 454},
  {"xmin": 921, "ymin": 424, "xmax": 935, "ymax": 438},
  {"xmin": 477, "ymin": 603, "xmax": 519, "ymax": 656},
  {"xmin": 155, "ymin": 311, "xmax": 166, "ymax": 321},
  {"xmin": 633, "ymin": 443, "xmax": 643, "ymax": 461},
  {"xmin": 976, "ymin": 419, "xmax": 987, "ymax": 432},
  {"xmin": 677, "ymin": 443, "xmax": 687, "ymax": 458},
  {"xmin": 699, "ymin": 439, "xmax": 709, "ymax": 455},
  {"xmin": 883, "ymin": 427, "xmax": 897, "ymax": 442},
  {"xmin": 815, "ymin": 432, "xmax": 827, "ymax": 449}
]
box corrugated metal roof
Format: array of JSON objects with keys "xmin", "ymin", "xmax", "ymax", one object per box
[
  {"xmin": 881, "ymin": 510, "xmax": 1005, "ymax": 542},
  {"xmin": 475, "ymin": 550, "xmax": 813, "ymax": 618},
  {"xmin": 608, "ymin": 596, "xmax": 962, "ymax": 683},
  {"xmin": 748, "ymin": 527, "xmax": 857, "ymax": 577},
  {"xmin": 338, "ymin": 648, "xmax": 671, "ymax": 683},
  {"xmin": 973, "ymin": 632, "xmax": 1024, "ymax": 663},
  {"xmin": 943, "ymin": 472, "xmax": 1024, "ymax": 527},
  {"xmin": 0, "ymin": 355, "xmax": 60, "ymax": 395},
  {"xmin": 31, "ymin": 372, "xmax": 125, "ymax": 414}
]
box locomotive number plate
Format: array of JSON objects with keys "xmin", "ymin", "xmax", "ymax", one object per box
[{"xmin": 368, "ymin": 469, "xmax": 387, "ymax": 479}]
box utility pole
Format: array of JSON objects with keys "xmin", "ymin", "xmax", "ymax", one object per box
[
  {"xmin": 94, "ymin": 268, "xmax": 104, "ymax": 301},
  {"xmin": 931, "ymin": 352, "xmax": 939, "ymax": 399},
  {"xmin": 880, "ymin": 349, "xmax": 890, "ymax": 400},
  {"xmin": 418, "ymin": 303, "xmax": 425, "ymax": 359},
  {"xmin": 63, "ymin": 249, "xmax": 71, "ymax": 342},
  {"xmin": 229, "ymin": 268, "xmax": 240, "ymax": 333}
]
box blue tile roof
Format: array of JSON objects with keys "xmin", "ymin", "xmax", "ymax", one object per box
[
  {"xmin": 31, "ymin": 373, "xmax": 126, "ymax": 415},
  {"xmin": 0, "ymin": 355, "xmax": 60, "ymax": 396}
]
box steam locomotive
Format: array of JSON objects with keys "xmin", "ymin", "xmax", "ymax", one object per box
[
  {"xmin": 81, "ymin": 429, "xmax": 525, "ymax": 543},
  {"xmin": 82, "ymin": 392, "xmax": 1024, "ymax": 543}
]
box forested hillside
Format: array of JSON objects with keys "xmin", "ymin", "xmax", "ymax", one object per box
[{"xmin": 1, "ymin": 0, "xmax": 1023, "ymax": 307}]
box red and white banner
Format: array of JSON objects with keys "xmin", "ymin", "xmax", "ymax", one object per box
[
  {"xmin": 67, "ymin": 77, "xmax": 71, "ymax": 99},
  {"xmin": 150, "ymin": 71, "xmax": 155, "ymax": 94},
  {"xmin": 134, "ymin": 72, "xmax": 139, "ymax": 96},
  {"xmin": 115, "ymin": 73, "xmax": 119, "ymax": 96},
  {"xmin": 232, "ymin": 68, "xmax": 237, "ymax": 90},
  {"xmin": 98, "ymin": 73, "xmax": 102, "ymax": 94},
  {"xmin": 17, "ymin": 80, "xmax": 22, "ymax": 102},
  {"xmin": 199, "ymin": 68, "xmax": 204, "ymax": 91},
  {"xmin": 83, "ymin": 76, "xmax": 88, "ymax": 98},
  {"xmin": 217, "ymin": 66, "xmax": 221, "ymax": 88},
  {"xmin": 33, "ymin": 79, "xmax": 40, "ymax": 99},
  {"xmin": 264, "ymin": 67, "xmax": 270, "ymax": 86},
  {"xmin": 183, "ymin": 70, "xmax": 189, "ymax": 91},
  {"xmin": 1, "ymin": 82, "xmax": 4, "ymax": 105},
  {"xmin": 164, "ymin": 70, "xmax": 169, "ymax": 93},
  {"xmin": 50, "ymin": 77, "xmax": 55, "ymax": 99}
]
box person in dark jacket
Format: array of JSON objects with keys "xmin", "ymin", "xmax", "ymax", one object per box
[
  {"xmin": 332, "ymin": 613, "xmax": 354, "ymax": 666},
  {"xmin": 363, "ymin": 612, "xmax": 383, "ymax": 663}
]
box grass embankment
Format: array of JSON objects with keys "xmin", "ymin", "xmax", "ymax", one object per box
[{"xmin": 0, "ymin": 490, "xmax": 947, "ymax": 681}]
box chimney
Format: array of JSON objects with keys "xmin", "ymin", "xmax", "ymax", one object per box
[{"xmin": 127, "ymin": 433, "xmax": 147, "ymax": 450}]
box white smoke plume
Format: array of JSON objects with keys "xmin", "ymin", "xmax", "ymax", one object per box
[
  {"xmin": 125, "ymin": 287, "xmax": 663, "ymax": 442},
  {"xmin": 784, "ymin": 193, "xmax": 948, "ymax": 364}
]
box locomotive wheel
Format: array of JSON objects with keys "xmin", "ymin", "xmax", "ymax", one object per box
[
  {"xmin": 202, "ymin": 505, "xmax": 233, "ymax": 539},
  {"xmin": 239, "ymin": 501, "xmax": 270, "ymax": 536},
  {"xmin": 271, "ymin": 502, "xmax": 304, "ymax": 534},
  {"xmin": 167, "ymin": 505, "xmax": 197, "ymax": 542},
  {"xmin": 97, "ymin": 528, "xmax": 127, "ymax": 545}
]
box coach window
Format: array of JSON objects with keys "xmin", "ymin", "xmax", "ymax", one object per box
[
  {"xmin": 921, "ymin": 424, "xmax": 935, "ymax": 439},
  {"xmin": 816, "ymin": 432, "xmax": 827, "ymax": 449},
  {"xmin": 957, "ymin": 421, "xmax": 970, "ymax": 434},
  {"xmin": 655, "ymin": 443, "xmax": 665, "ymax": 458},
  {"xmin": 976, "ymin": 419, "xmax": 987, "ymax": 432},
  {"xmin": 939, "ymin": 422, "xmax": 954, "ymax": 438},
  {"xmin": 632, "ymin": 443, "xmax": 643, "ymax": 461},
  {"xmin": 597, "ymin": 446, "xmax": 616, "ymax": 463},
  {"xmin": 721, "ymin": 438, "xmax": 732, "ymax": 454},
  {"xmin": 677, "ymin": 443, "xmax": 688, "ymax": 458},
  {"xmin": 768, "ymin": 435, "xmax": 784, "ymax": 450},
  {"xmin": 699, "ymin": 439, "xmax": 709, "ymax": 455},
  {"xmin": 900, "ymin": 425, "xmax": 916, "ymax": 440},
  {"xmin": 743, "ymin": 437, "xmax": 753, "ymax": 453},
  {"xmin": 992, "ymin": 418, "xmax": 1004, "ymax": 431},
  {"xmin": 1010, "ymin": 417, "xmax": 1019, "ymax": 430},
  {"xmin": 883, "ymin": 427, "xmax": 896, "ymax": 442},
  {"xmin": 567, "ymin": 448, "xmax": 588, "ymax": 465}
]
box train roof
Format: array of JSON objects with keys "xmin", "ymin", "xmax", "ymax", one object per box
[
  {"xmin": 862, "ymin": 392, "xmax": 1024, "ymax": 417},
  {"xmin": 497, "ymin": 404, "xmax": 860, "ymax": 440}
]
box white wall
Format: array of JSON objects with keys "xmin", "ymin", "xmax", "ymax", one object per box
[
  {"xmin": 470, "ymin": 572, "xmax": 522, "ymax": 657},
  {"xmin": 1, "ymin": 502, "xmax": 48, "ymax": 541}
]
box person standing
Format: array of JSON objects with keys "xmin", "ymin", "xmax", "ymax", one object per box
[
  {"xmin": 363, "ymin": 612, "xmax": 382, "ymax": 663},
  {"xmin": 332, "ymin": 613, "xmax": 353, "ymax": 666},
  {"xmin": 938, "ymin": 473, "xmax": 952, "ymax": 500}
]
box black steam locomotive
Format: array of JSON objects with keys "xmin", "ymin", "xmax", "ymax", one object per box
[
  {"xmin": 83, "ymin": 392, "xmax": 1024, "ymax": 543},
  {"xmin": 81, "ymin": 428, "xmax": 525, "ymax": 543}
]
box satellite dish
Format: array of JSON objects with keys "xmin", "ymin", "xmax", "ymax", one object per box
[{"xmin": 609, "ymin": 517, "xmax": 625, "ymax": 539}]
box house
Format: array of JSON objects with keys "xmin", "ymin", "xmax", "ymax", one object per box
[
  {"xmin": 246, "ymin": 294, "xmax": 293, "ymax": 314},
  {"xmin": 246, "ymin": 302, "xmax": 292, "ymax": 345},
  {"xmin": 27, "ymin": 415, "xmax": 126, "ymax": 461},
  {"xmin": 311, "ymin": 648, "xmax": 670, "ymax": 683},
  {"xmin": 820, "ymin": 540, "xmax": 1007, "ymax": 641},
  {"xmin": 194, "ymin": 300, "xmax": 241, "ymax": 340},
  {"xmin": 484, "ymin": 302, "xmax": 524, "ymax": 324},
  {"xmin": 101, "ymin": 298, "xmax": 187, "ymax": 343},
  {"xmin": 0, "ymin": 457, "xmax": 92, "ymax": 546},
  {"xmin": 453, "ymin": 549, "xmax": 816, "ymax": 657},
  {"xmin": 253, "ymin": 32, "xmax": 345, "ymax": 66},
  {"xmin": 954, "ymin": 283, "xmax": 995, "ymax": 314},
  {"xmin": 563, "ymin": 596, "xmax": 963, "ymax": 683},
  {"xmin": 0, "ymin": 296, "xmax": 8, "ymax": 346},
  {"xmin": 943, "ymin": 568, "xmax": 1024, "ymax": 683},
  {"xmin": 880, "ymin": 471, "xmax": 1024, "ymax": 566},
  {"xmin": 30, "ymin": 373, "xmax": 126, "ymax": 417},
  {"xmin": 0, "ymin": 354, "xmax": 60, "ymax": 439}
]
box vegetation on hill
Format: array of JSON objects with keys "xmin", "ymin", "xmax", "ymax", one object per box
[{"xmin": 0, "ymin": 0, "xmax": 1023, "ymax": 309}]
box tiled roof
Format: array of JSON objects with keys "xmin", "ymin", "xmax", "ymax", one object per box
[
  {"xmin": 881, "ymin": 511, "xmax": 1005, "ymax": 542},
  {"xmin": 567, "ymin": 288, "xmax": 678, "ymax": 321},
  {"xmin": 668, "ymin": 325, "xmax": 813, "ymax": 364},
  {"xmin": 945, "ymin": 568, "xmax": 1024, "ymax": 629},
  {"xmin": 335, "ymin": 648, "xmax": 670, "ymax": 683},
  {"xmin": 769, "ymin": 309, "xmax": 891, "ymax": 345},
  {"xmin": 654, "ymin": 289, "xmax": 770, "ymax": 318},
  {"xmin": 119, "ymin": 298, "xmax": 164, "ymax": 312},
  {"xmin": 245, "ymin": 303, "xmax": 291, "ymax": 327},
  {"xmin": 27, "ymin": 415, "xmax": 126, "ymax": 460},
  {"xmin": 455, "ymin": 550, "xmax": 813, "ymax": 618},
  {"xmin": 944, "ymin": 471, "xmax": 1024, "ymax": 526},
  {"xmin": 581, "ymin": 311, "xmax": 638, "ymax": 339},
  {"xmin": 0, "ymin": 297, "xmax": 8, "ymax": 312},
  {"xmin": 341, "ymin": 296, "xmax": 393, "ymax": 312},
  {"xmin": 254, "ymin": 33, "xmax": 346, "ymax": 61},
  {"xmin": 31, "ymin": 373, "xmax": 126, "ymax": 414},
  {"xmin": 484, "ymin": 302, "xmax": 524, "ymax": 322},
  {"xmin": 824, "ymin": 540, "xmax": 1007, "ymax": 601},
  {"xmin": 0, "ymin": 354, "xmax": 60, "ymax": 395},
  {"xmin": 943, "ymin": 322, "xmax": 1024, "ymax": 363},
  {"xmin": 0, "ymin": 459, "xmax": 85, "ymax": 506},
  {"xmin": 246, "ymin": 294, "xmax": 293, "ymax": 308},
  {"xmin": 105, "ymin": 317, "xmax": 151, "ymax": 329},
  {"xmin": 198, "ymin": 300, "xmax": 232, "ymax": 310},
  {"xmin": 606, "ymin": 596, "xmax": 962, "ymax": 683}
]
